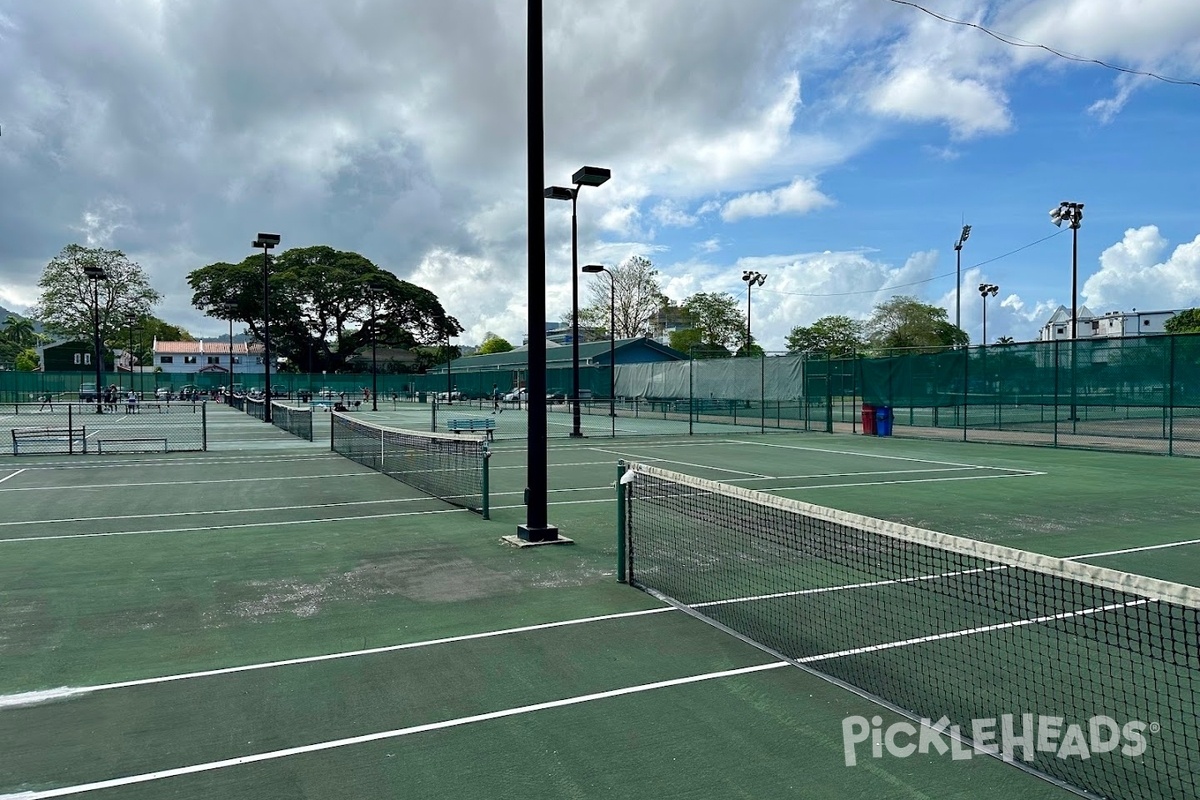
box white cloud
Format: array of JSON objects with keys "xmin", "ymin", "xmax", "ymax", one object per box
[
  {"xmin": 720, "ymin": 177, "xmax": 833, "ymax": 222},
  {"xmin": 695, "ymin": 238, "xmax": 721, "ymax": 254},
  {"xmin": 1083, "ymin": 226, "xmax": 1200, "ymax": 312},
  {"xmin": 651, "ymin": 200, "xmax": 697, "ymax": 228},
  {"xmin": 868, "ymin": 67, "xmax": 1011, "ymax": 139}
]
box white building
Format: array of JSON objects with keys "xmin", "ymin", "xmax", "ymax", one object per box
[
  {"xmin": 1038, "ymin": 306, "xmax": 1177, "ymax": 341},
  {"xmin": 152, "ymin": 339, "xmax": 269, "ymax": 376}
]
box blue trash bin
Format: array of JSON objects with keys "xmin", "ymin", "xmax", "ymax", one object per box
[{"xmin": 876, "ymin": 406, "xmax": 893, "ymax": 437}]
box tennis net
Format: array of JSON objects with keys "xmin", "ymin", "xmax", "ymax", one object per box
[
  {"xmin": 271, "ymin": 401, "xmax": 313, "ymax": 441},
  {"xmin": 332, "ymin": 413, "xmax": 489, "ymax": 517},
  {"xmin": 619, "ymin": 462, "xmax": 1199, "ymax": 800}
]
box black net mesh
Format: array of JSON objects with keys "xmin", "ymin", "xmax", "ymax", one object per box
[
  {"xmin": 624, "ymin": 463, "xmax": 1200, "ymax": 800},
  {"xmin": 270, "ymin": 402, "xmax": 314, "ymax": 441},
  {"xmin": 331, "ymin": 413, "xmax": 487, "ymax": 513}
]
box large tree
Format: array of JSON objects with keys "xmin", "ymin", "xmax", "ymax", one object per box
[
  {"xmin": 682, "ymin": 292, "xmax": 744, "ymax": 354},
  {"xmin": 785, "ymin": 315, "xmax": 864, "ymax": 357},
  {"xmin": 865, "ymin": 296, "xmax": 968, "ymax": 353},
  {"xmin": 31, "ymin": 244, "xmax": 161, "ymax": 344},
  {"xmin": 1165, "ymin": 309, "xmax": 1200, "ymax": 334},
  {"xmin": 579, "ymin": 255, "xmax": 665, "ymax": 338},
  {"xmin": 188, "ymin": 245, "xmax": 461, "ymax": 372},
  {"xmin": 477, "ymin": 332, "xmax": 514, "ymax": 354}
]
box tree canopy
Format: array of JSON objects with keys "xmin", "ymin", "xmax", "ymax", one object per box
[
  {"xmin": 188, "ymin": 245, "xmax": 461, "ymax": 372},
  {"xmin": 31, "ymin": 244, "xmax": 161, "ymax": 343},
  {"xmin": 785, "ymin": 315, "xmax": 864, "ymax": 357},
  {"xmin": 1165, "ymin": 309, "xmax": 1200, "ymax": 334},
  {"xmin": 579, "ymin": 256, "xmax": 665, "ymax": 338},
  {"xmin": 477, "ymin": 332, "xmax": 514, "ymax": 354},
  {"xmin": 681, "ymin": 292, "xmax": 744, "ymax": 355},
  {"xmin": 865, "ymin": 296, "xmax": 968, "ymax": 353}
]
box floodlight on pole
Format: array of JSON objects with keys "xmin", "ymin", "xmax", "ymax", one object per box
[
  {"xmin": 545, "ymin": 164, "xmax": 611, "ymax": 438},
  {"xmin": 366, "ymin": 285, "xmax": 381, "ymax": 411},
  {"xmin": 978, "ymin": 283, "xmax": 999, "ymax": 346},
  {"xmin": 124, "ymin": 311, "xmax": 138, "ymax": 399},
  {"xmin": 954, "ymin": 224, "xmax": 971, "ymax": 332},
  {"xmin": 741, "ymin": 270, "xmax": 767, "ymax": 353},
  {"xmin": 582, "ymin": 264, "xmax": 615, "ymax": 419},
  {"xmin": 82, "ymin": 263, "xmax": 109, "ymax": 414},
  {"xmin": 252, "ymin": 233, "xmax": 280, "ymax": 423},
  {"xmin": 1049, "ymin": 201, "xmax": 1084, "ymax": 421}
]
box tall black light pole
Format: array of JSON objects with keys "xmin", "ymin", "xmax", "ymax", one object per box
[
  {"xmin": 1050, "ymin": 201, "xmax": 1084, "ymax": 420},
  {"xmin": 83, "ymin": 264, "xmax": 109, "ymax": 414},
  {"xmin": 978, "ymin": 283, "xmax": 998, "ymax": 346},
  {"xmin": 583, "ymin": 265, "xmax": 615, "ymax": 417},
  {"xmin": 741, "ymin": 270, "xmax": 767, "ymax": 353},
  {"xmin": 228, "ymin": 317, "xmax": 235, "ymax": 404},
  {"xmin": 124, "ymin": 312, "xmax": 138, "ymax": 397},
  {"xmin": 445, "ymin": 332, "xmax": 453, "ymax": 404},
  {"xmin": 954, "ymin": 224, "xmax": 971, "ymax": 332},
  {"xmin": 366, "ymin": 285, "xmax": 380, "ymax": 411},
  {"xmin": 546, "ymin": 164, "xmax": 611, "ymax": 438},
  {"xmin": 252, "ymin": 233, "xmax": 280, "ymax": 422}
]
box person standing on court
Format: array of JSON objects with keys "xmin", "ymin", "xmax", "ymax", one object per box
[
  {"xmin": 492, "ymin": 383, "xmax": 501, "ymax": 413},
  {"xmin": 126, "ymin": 389, "xmax": 138, "ymax": 414}
]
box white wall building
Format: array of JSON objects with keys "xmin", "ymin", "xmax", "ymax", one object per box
[
  {"xmin": 152, "ymin": 340, "xmax": 269, "ymax": 376},
  {"xmin": 1038, "ymin": 306, "xmax": 1177, "ymax": 341}
]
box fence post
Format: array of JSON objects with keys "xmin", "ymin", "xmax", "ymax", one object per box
[
  {"xmin": 201, "ymin": 401, "xmax": 207, "ymax": 451},
  {"xmin": 760, "ymin": 353, "xmax": 766, "ymax": 434},
  {"xmin": 1053, "ymin": 340, "xmax": 1060, "ymax": 448},
  {"xmin": 1168, "ymin": 335, "xmax": 1177, "ymax": 456}
]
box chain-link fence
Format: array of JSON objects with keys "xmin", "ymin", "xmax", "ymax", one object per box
[{"xmin": 3, "ymin": 401, "xmax": 207, "ymax": 454}]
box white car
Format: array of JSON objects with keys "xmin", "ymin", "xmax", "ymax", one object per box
[
  {"xmin": 436, "ymin": 390, "xmax": 463, "ymax": 401},
  {"xmin": 502, "ymin": 389, "xmax": 527, "ymax": 402}
]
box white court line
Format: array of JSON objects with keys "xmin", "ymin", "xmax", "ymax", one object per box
[
  {"xmin": 724, "ymin": 466, "xmax": 985, "ymax": 483},
  {"xmin": 0, "ymin": 469, "xmax": 25, "ymax": 485},
  {"xmin": 763, "ymin": 471, "xmax": 1044, "ymax": 492},
  {"xmin": 0, "ymin": 662, "xmax": 786, "ymax": 799},
  {"xmin": 0, "ymin": 473, "xmax": 373, "ymax": 493},
  {"xmin": 0, "ymin": 607, "xmax": 674, "ymax": 709},
  {"xmin": 0, "ymin": 507, "xmax": 467, "ymax": 544},
  {"xmin": 797, "ymin": 600, "xmax": 1149, "ymax": 664},
  {"xmin": 588, "ymin": 447, "xmax": 771, "ymax": 478},
  {"xmin": 0, "ymin": 496, "xmax": 444, "ymax": 527},
  {"xmin": 18, "ymin": 455, "xmax": 342, "ymax": 472},
  {"xmin": 728, "ymin": 439, "xmax": 1033, "ymax": 474},
  {"xmin": 1077, "ymin": 537, "xmax": 1200, "ymax": 560}
]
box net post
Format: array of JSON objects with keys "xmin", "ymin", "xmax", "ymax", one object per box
[
  {"xmin": 482, "ymin": 442, "xmax": 491, "ymax": 520},
  {"xmin": 68, "ymin": 404, "xmax": 74, "ymax": 454},
  {"xmin": 616, "ymin": 460, "xmax": 627, "ymax": 583}
]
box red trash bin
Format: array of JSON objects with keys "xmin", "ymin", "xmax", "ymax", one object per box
[{"xmin": 861, "ymin": 404, "xmax": 877, "ymax": 435}]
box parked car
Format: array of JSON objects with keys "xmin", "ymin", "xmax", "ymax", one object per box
[
  {"xmin": 436, "ymin": 390, "xmax": 463, "ymax": 401},
  {"xmin": 79, "ymin": 382, "xmax": 98, "ymax": 402},
  {"xmin": 502, "ymin": 389, "xmax": 527, "ymax": 402},
  {"xmin": 155, "ymin": 387, "xmax": 172, "ymax": 400}
]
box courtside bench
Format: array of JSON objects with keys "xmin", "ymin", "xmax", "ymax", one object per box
[
  {"xmin": 447, "ymin": 418, "xmax": 495, "ymax": 441},
  {"xmin": 12, "ymin": 426, "xmax": 88, "ymax": 455}
]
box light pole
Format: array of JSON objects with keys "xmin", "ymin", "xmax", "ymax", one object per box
[
  {"xmin": 252, "ymin": 233, "xmax": 280, "ymax": 422},
  {"xmin": 954, "ymin": 224, "xmax": 971, "ymax": 332},
  {"xmin": 545, "ymin": 164, "xmax": 611, "ymax": 438},
  {"xmin": 83, "ymin": 264, "xmax": 109, "ymax": 414},
  {"xmin": 1050, "ymin": 201, "xmax": 1084, "ymax": 420},
  {"xmin": 741, "ymin": 270, "xmax": 767, "ymax": 353},
  {"xmin": 366, "ymin": 285, "xmax": 380, "ymax": 411},
  {"xmin": 124, "ymin": 312, "xmax": 138, "ymax": 398},
  {"xmin": 978, "ymin": 283, "xmax": 998, "ymax": 345},
  {"xmin": 582, "ymin": 264, "xmax": 615, "ymax": 417},
  {"xmin": 228, "ymin": 317, "xmax": 234, "ymax": 404},
  {"xmin": 445, "ymin": 333, "xmax": 453, "ymax": 405}
]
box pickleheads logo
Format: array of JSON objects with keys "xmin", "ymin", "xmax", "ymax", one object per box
[{"xmin": 842, "ymin": 714, "xmax": 1155, "ymax": 766}]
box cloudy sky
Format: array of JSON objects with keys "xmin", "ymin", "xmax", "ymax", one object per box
[{"xmin": 2, "ymin": 0, "xmax": 1199, "ymax": 350}]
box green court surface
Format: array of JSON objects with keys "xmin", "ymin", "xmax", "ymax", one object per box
[{"xmin": 2, "ymin": 403, "xmax": 1198, "ymax": 798}]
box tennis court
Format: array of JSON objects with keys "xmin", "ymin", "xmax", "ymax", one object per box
[{"xmin": 2, "ymin": 402, "xmax": 1198, "ymax": 798}]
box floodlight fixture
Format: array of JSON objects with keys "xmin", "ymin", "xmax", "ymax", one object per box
[
  {"xmin": 253, "ymin": 233, "xmax": 281, "ymax": 248},
  {"xmin": 741, "ymin": 271, "xmax": 768, "ymax": 352},
  {"xmin": 543, "ymin": 186, "xmax": 575, "ymax": 201},
  {"xmin": 254, "ymin": 232, "xmax": 281, "ymax": 421},
  {"xmin": 571, "ymin": 165, "xmax": 611, "ymax": 187}
]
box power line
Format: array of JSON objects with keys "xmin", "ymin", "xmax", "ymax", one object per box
[
  {"xmin": 761, "ymin": 229, "xmax": 1066, "ymax": 298},
  {"xmin": 886, "ymin": 0, "xmax": 1200, "ymax": 88}
]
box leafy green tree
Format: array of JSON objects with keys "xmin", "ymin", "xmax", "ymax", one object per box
[
  {"xmin": 31, "ymin": 244, "xmax": 161, "ymax": 344},
  {"xmin": 669, "ymin": 328, "xmax": 704, "ymax": 354},
  {"xmin": 785, "ymin": 315, "xmax": 864, "ymax": 357},
  {"xmin": 996, "ymin": 335, "xmax": 1014, "ymax": 345},
  {"xmin": 866, "ymin": 296, "xmax": 968, "ymax": 354},
  {"xmin": 188, "ymin": 245, "xmax": 461, "ymax": 372},
  {"xmin": 478, "ymin": 333, "xmax": 514, "ymax": 354},
  {"xmin": 579, "ymin": 256, "xmax": 666, "ymax": 338},
  {"xmin": 3, "ymin": 315, "xmax": 37, "ymax": 349},
  {"xmin": 682, "ymin": 292, "xmax": 744, "ymax": 353},
  {"xmin": 14, "ymin": 348, "xmax": 39, "ymax": 371},
  {"xmin": 1165, "ymin": 309, "xmax": 1200, "ymax": 334}
]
